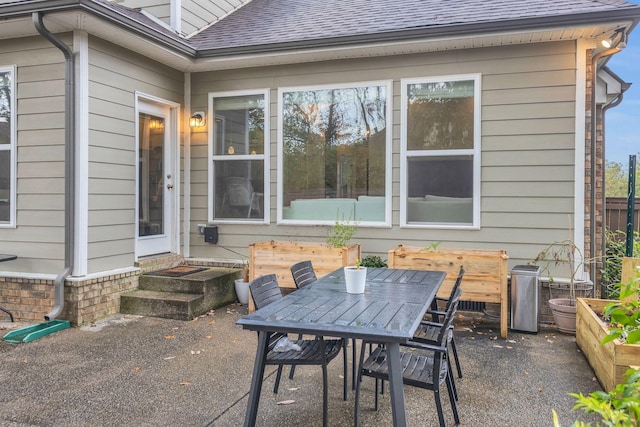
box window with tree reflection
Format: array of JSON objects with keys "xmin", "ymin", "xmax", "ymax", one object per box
[
  {"xmin": 402, "ymin": 76, "xmax": 480, "ymax": 226},
  {"xmin": 280, "ymin": 83, "xmax": 390, "ymax": 223}
]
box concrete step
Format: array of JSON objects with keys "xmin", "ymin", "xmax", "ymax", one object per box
[
  {"xmin": 120, "ymin": 290, "xmax": 204, "ymax": 321},
  {"xmin": 120, "ymin": 266, "xmax": 242, "ymax": 320}
]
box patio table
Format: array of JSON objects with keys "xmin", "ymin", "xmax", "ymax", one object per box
[
  {"xmin": 0, "ymin": 254, "xmax": 17, "ymax": 322},
  {"xmin": 237, "ymin": 267, "xmax": 446, "ymax": 427}
]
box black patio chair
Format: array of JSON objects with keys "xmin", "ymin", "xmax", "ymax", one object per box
[
  {"xmin": 290, "ymin": 260, "xmax": 358, "ymax": 390},
  {"xmin": 415, "ymin": 267, "xmax": 465, "ymax": 381},
  {"xmin": 290, "ymin": 260, "xmax": 317, "ymax": 289},
  {"xmin": 354, "ymin": 287, "xmax": 462, "ymax": 427},
  {"xmin": 249, "ymin": 274, "xmax": 347, "ymax": 427}
]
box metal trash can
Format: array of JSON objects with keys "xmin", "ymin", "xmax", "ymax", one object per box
[{"xmin": 510, "ymin": 265, "xmax": 541, "ymax": 333}]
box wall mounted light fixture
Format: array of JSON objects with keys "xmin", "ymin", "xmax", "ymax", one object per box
[
  {"xmin": 189, "ymin": 111, "xmax": 206, "ymax": 128},
  {"xmin": 601, "ymin": 29, "xmax": 627, "ymax": 49}
]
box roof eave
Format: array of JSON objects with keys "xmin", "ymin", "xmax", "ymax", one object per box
[
  {"xmin": 0, "ymin": 0, "xmax": 197, "ymax": 57},
  {"xmin": 196, "ymin": 8, "xmax": 640, "ymax": 58}
]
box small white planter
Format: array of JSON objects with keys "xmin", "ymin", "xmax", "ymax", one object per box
[
  {"xmin": 235, "ymin": 279, "xmax": 250, "ymax": 304},
  {"xmin": 344, "ymin": 266, "xmax": 367, "ymax": 294}
]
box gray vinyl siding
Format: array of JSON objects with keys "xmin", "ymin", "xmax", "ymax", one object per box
[
  {"xmin": 87, "ymin": 37, "xmax": 184, "ymax": 274},
  {"xmin": 189, "ymin": 40, "xmax": 579, "ymax": 268},
  {"xmin": 120, "ymin": 0, "xmax": 171, "ymax": 25},
  {"xmin": 181, "ymin": 0, "xmax": 250, "ymax": 35},
  {"xmin": 0, "ymin": 36, "xmax": 68, "ymax": 274}
]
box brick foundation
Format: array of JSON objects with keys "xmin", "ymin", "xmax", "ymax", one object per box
[{"xmin": 0, "ymin": 270, "xmax": 140, "ymax": 325}]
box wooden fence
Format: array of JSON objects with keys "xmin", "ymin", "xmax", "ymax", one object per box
[{"xmin": 606, "ymin": 197, "xmax": 640, "ymax": 233}]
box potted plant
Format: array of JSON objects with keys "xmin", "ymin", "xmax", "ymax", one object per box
[
  {"xmin": 532, "ymin": 238, "xmax": 594, "ymax": 335},
  {"xmin": 344, "ymin": 259, "xmax": 366, "ymax": 294},
  {"xmin": 234, "ymin": 261, "xmax": 250, "ymax": 305}
]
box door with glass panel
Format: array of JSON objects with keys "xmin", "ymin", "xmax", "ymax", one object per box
[{"xmin": 137, "ymin": 100, "xmax": 175, "ymax": 257}]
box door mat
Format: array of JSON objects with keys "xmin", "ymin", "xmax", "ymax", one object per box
[{"xmin": 147, "ymin": 266, "xmax": 209, "ymax": 277}]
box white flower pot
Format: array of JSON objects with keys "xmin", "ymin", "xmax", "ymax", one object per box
[
  {"xmin": 344, "ymin": 266, "xmax": 367, "ymax": 294},
  {"xmin": 235, "ymin": 279, "xmax": 250, "ymax": 304}
]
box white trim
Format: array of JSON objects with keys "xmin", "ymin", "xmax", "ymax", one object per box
[
  {"xmin": 171, "ymin": 0, "xmax": 181, "ymax": 34},
  {"xmin": 574, "ymin": 39, "xmax": 589, "ymax": 273},
  {"xmin": 208, "ymin": 88, "xmax": 270, "ymax": 225},
  {"xmin": 183, "ymin": 72, "xmax": 191, "ymax": 257},
  {"xmin": 276, "ymin": 80, "xmax": 393, "ymax": 226},
  {"xmin": 0, "ymin": 64, "xmax": 16, "ymax": 228},
  {"xmin": 399, "ymin": 73, "xmax": 481, "ymax": 229},
  {"xmin": 73, "ymin": 30, "xmax": 89, "ymax": 277}
]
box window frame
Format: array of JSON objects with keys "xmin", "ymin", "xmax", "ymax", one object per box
[
  {"xmin": 400, "ymin": 73, "xmax": 481, "ymax": 229},
  {"xmin": 0, "ymin": 65, "xmax": 16, "ymax": 228},
  {"xmin": 207, "ymin": 89, "xmax": 270, "ymax": 225},
  {"xmin": 276, "ymin": 80, "xmax": 393, "ymax": 227}
]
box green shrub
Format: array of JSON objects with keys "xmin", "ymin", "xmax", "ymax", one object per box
[
  {"xmin": 601, "ymin": 230, "xmax": 640, "ymax": 299},
  {"xmin": 360, "ymin": 255, "xmax": 388, "ymax": 268},
  {"xmin": 553, "ymin": 368, "xmax": 640, "ymax": 427}
]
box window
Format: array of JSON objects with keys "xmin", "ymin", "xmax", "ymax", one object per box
[
  {"xmin": 0, "ymin": 66, "xmax": 15, "ymax": 227},
  {"xmin": 401, "ymin": 75, "xmax": 480, "ymax": 228},
  {"xmin": 278, "ymin": 82, "xmax": 391, "ymax": 224},
  {"xmin": 209, "ymin": 90, "xmax": 268, "ymax": 223}
]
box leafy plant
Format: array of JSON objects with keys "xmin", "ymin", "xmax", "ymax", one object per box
[
  {"xmin": 326, "ymin": 216, "xmax": 358, "ymax": 248},
  {"xmin": 553, "ymin": 368, "xmax": 640, "ymax": 427},
  {"xmin": 602, "ymin": 272, "xmax": 640, "ymax": 345},
  {"xmin": 360, "ymin": 255, "xmax": 388, "ymax": 268},
  {"xmin": 421, "ymin": 241, "xmax": 442, "ymax": 252},
  {"xmin": 601, "ymin": 230, "xmax": 640, "ymax": 299},
  {"xmin": 532, "ymin": 238, "xmax": 593, "ymax": 303}
]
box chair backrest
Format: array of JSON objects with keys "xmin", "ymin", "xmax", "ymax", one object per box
[
  {"xmin": 290, "ymin": 260, "xmax": 318, "ymax": 289},
  {"xmin": 436, "ymin": 287, "xmax": 462, "ymax": 345},
  {"xmin": 444, "ymin": 267, "xmax": 465, "ymax": 311},
  {"xmin": 225, "ymin": 177, "xmax": 254, "ymax": 207},
  {"xmin": 249, "ymin": 274, "xmax": 282, "ymax": 309}
]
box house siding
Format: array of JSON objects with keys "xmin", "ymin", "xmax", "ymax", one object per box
[
  {"xmin": 181, "ymin": 0, "xmax": 250, "ymax": 35},
  {"xmin": 119, "ymin": 0, "xmax": 171, "ymax": 25},
  {"xmin": 0, "ymin": 35, "xmax": 69, "ymax": 274},
  {"xmin": 86, "ymin": 37, "xmax": 184, "ymax": 274},
  {"xmin": 189, "ymin": 40, "xmax": 579, "ymax": 268}
]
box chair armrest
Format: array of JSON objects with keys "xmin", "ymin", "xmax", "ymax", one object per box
[{"xmin": 403, "ymin": 339, "xmax": 447, "ymax": 353}]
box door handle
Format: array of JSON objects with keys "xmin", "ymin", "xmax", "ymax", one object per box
[{"xmin": 167, "ymin": 184, "xmax": 174, "ymax": 190}]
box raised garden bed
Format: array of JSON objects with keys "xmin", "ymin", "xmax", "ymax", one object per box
[
  {"xmin": 248, "ymin": 240, "xmax": 361, "ymax": 312},
  {"xmin": 388, "ymin": 244, "xmax": 509, "ymax": 338},
  {"xmin": 576, "ymin": 297, "xmax": 640, "ymax": 391}
]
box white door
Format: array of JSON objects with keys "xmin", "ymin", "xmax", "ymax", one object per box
[{"xmin": 136, "ymin": 99, "xmax": 176, "ymax": 257}]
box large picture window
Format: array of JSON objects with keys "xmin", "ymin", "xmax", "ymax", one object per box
[
  {"xmin": 209, "ymin": 90, "xmax": 268, "ymax": 223},
  {"xmin": 0, "ymin": 66, "xmax": 15, "ymax": 227},
  {"xmin": 278, "ymin": 82, "xmax": 391, "ymax": 224},
  {"xmin": 401, "ymin": 75, "xmax": 480, "ymax": 227}
]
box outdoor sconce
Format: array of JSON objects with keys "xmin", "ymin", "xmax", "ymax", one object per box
[
  {"xmin": 189, "ymin": 111, "xmax": 206, "ymax": 128},
  {"xmin": 601, "ymin": 29, "xmax": 627, "ymax": 49}
]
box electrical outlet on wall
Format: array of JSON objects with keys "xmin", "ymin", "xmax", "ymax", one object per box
[{"xmin": 197, "ymin": 224, "xmax": 207, "ymax": 236}]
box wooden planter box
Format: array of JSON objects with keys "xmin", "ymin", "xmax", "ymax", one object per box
[
  {"xmin": 576, "ymin": 298, "xmax": 640, "ymax": 391},
  {"xmin": 248, "ymin": 240, "xmax": 361, "ymax": 312},
  {"xmin": 388, "ymin": 244, "xmax": 509, "ymax": 338}
]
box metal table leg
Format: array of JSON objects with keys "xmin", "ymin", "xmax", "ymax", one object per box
[
  {"xmin": 244, "ymin": 331, "xmax": 269, "ymax": 427},
  {"xmin": 386, "ymin": 342, "xmax": 407, "ymax": 427}
]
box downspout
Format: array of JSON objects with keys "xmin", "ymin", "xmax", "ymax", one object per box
[
  {"xmin": 600, "ymin": 91, "xmax": 626, "ymax": 290},
  {"xmin": 590, "ymin": 47, "xmax": 622, "ymax": 289},
  {"xmin": 33, "ymin": 12, "xmax": 75, "ymax": 320}
]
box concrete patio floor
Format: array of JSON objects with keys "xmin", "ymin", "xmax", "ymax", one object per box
[{"xmin": 0, "ymin": 305, "xmax": 601, "ymax": 426}]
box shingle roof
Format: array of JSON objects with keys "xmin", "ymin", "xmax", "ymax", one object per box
[{"xmin": 190, "ymin": 0, "xmax": 640, "ymax": 52}]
